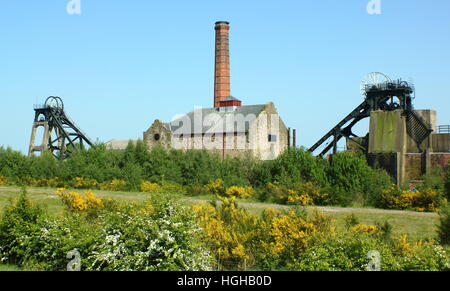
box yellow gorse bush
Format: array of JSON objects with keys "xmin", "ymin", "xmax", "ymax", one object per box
[
  {"xmin": 192, "ymin": 196, "xmax": 262, "ymax": 269},
  {"xmin": 268, "ymin": 181, "xmax": 330, "ymax": 205},
  {"xmin": 56, "ymin": 189, "xmax": 104, "ymax": 212},
  {"xmin": 263, "ymin": 208, "xmax": 334, "ymax": 257},
  {"xmin": 380, "ymin": 186, "xmax": 440, "ymax": 212},
  {"xmin": 205, "ymin": 179, "xmax": 225, "ymax": 195},
  {"xmin": 29, "ymin": 177, "xmax": 61, "ymax": 188},
  {"xmin": 225, "ymin": 186, "xmax": 255, "ymax": 198},
  {"xmin": 265, "ymin": 210, "xmax": 316, "ymax": 254},
  {"xmin": 0, "ymin": 176, "xmax": 8, "ymax": 186},
  {"xmin": 100, "ymin": 179, "xmax": 127, "ymax": 191},
  {"xmin": 351, "ymin": 224, "xmax": 380, "ymax": 235},
  {"xmin": 140, "ymin": 181, "xmax": 161, "ymax": 193},
  {"xmin": 395, "ymin": 234, "xmax": 426, "ymax": 256},
  {"xmin": 301, "ymin": 182, "xmax": 331, "ymax": 205},
  {"xmin": 192, "ymin": 201, "xmax": 248, "ymax": 263},
  {"xmin": 72, "ymin": 177, "xmax": 99, "ymax": 189},
  {"xmin": 285, "ymin": 190, "xmax": 313, "ymax": 206}
]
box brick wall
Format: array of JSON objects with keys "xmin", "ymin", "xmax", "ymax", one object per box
[
  {"xmin": 430, "ymin": 153, "xmax": 450, "ymax": 176},
  {"xmin": 404, "ymin": 153, "xmax": 424, "ymax": 181}
]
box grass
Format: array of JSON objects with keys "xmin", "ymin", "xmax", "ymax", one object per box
[
  {"xmin": 0, "ymin": 264, "xmax": 21, "ymax": 271},
  {"xmin": 0, "ymin": 185, "xmax": 442, "ymax": 241}
]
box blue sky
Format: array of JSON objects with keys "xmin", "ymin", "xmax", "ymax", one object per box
[{"xmin": 1, "ymin": 0, "xmax": 449, "ymax": 154}]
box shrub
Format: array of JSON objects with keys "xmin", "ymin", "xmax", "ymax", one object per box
[
  {"xmin": 159, "ymin": 181, "xmax": 185, "ymax": 194},
  {"xmin": 71, "ymin": 177, "xmax": 99, "ymax": 189},
  {"xmin": 192, "ymin": 196, "xmax": 265, "ymax": 270},
  {"xmin": 378, "ymin": 186, "xmax": 440, "ymax": 212},
  {"xmin": 0, "ymin": 176, "xmax": 8, "ymax": 186},
  {"xmin": 262, "ymin": 209, "xmax": 334, "ymax": 268},
  {"xmin": 140, "ymin": 181, "xmax": 161, "ymax": 193},
  {"xmin": 1, "ymin": 190, "xmax": 212, "ymax": 271},
  {"xmin": 87, "ymin": 195, "xmax": 212, "ymax": 271},
  {"xmin": 17, "ymin": 215, "xmax": 102, "ymax": 271},
  {"xmin": 394, "ymin": 234, "xmax": 449, "ymax": 271},
  {"xmin": 100, "ymin": 179, "xmax": 128, "ymax": 191},
  {"xmin": 344, "ymin": 214, "xmax": 360, "ymax": 229},
  {"xmin": 419, "ymin": 169, "xmax": 445, "ymax": 194},
  {"xmin": 437, "ymin": 203, "xmax": 450, "ymax": 245},
  {"xmin": 351, "ymin": 224, "xmax": 380, "ymax": 235},
  {"xmin": 284, "ymin": 190, "xmax": 313, "ymax": 206},
  {"xmin": 291, "ymin": 233, "xmax": 401, "ymax": 271},
  {"xmin": 205, "ymin": 179, "xmax": 225, "ymax": 196},
  {"xmin": 0, "ymin": 188, "xmax": 46, "ymax": 265},
  {"xmin": 56, "ymin": 189, "xmax": 104, "ymax": 214},
  {"xmin": 362, "ymin": 169, "xmax": 393, "ymax": 206},
  {"xmin": 29, "ymin": 177, "xmax": 62, "ymax": 188},
  {"xmin": 225, "ymin": 186, "xmax": 255, "ymax": 199},
  {"xmin": 445, "ymin": 172, "xmax": 450, "ymax": 200},
  {"xmin": 265, "ymin": 182, "xmax": 330, "ymax": 206}
]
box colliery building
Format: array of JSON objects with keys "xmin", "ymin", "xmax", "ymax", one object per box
[{"xmin": 143, "ymin": 22, "xmax": 289, "ymax": 160}]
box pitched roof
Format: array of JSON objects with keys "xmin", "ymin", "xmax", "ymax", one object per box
[
  {"xmin": 105, "ymin": 139, "xmax": 138, "ymax": 150},
  {"xmin": 219, "ymin": 96, "xmax": 241, "ymax": 102},
  {"xmin": 168, "ymin": 104, "xmax": 266, "ymax": 134}
]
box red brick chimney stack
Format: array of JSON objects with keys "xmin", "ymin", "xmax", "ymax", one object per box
[{"xmin": 214, "ymin": 21, "xmax": 231, "ymax": 108}]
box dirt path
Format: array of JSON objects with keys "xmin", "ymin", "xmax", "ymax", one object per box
[
  {"xmin": 188, "ymin": 199, "xmax": 439, "ymax": 217},
  {"xmin": 0, "ymin": 186, "xmax": 439, "ymax": 218}
]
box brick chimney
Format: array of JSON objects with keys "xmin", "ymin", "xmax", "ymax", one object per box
[{"xmin": 214, "ymin": 21, "xmax": 231, "ymax": 108}]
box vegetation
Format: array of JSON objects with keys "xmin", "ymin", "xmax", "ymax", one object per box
[
  {"xmin": 0, "ymin": 189, "xmax": 447, "ymax": 271},
  {"xmin": 0, "ymin": 189, "xmax": 211, "ymax": 271},
  {"xmin": 437, "ymin": 203, "xmax": 450, "ymax": 245},
  {"xmin": 1, "ymin": 143, "xmax": 447, "ymax": 212},
  {"xmin": 0, "ymin": 144, "xmax": 448, "ymax": 271}
]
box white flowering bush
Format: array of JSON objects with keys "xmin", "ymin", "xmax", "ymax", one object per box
[
  {"xmin": 86, "ymin": 198, "xmax": 212, "ymax": 271},
  {"xmin": 0, "ymin": 190, "xmax": 212, "ymax": 271}
]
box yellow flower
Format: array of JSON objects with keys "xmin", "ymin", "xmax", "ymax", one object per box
[
  {"xmin": 101, "ymin": 179, "xmax": 127, "ymax": 191},
  {"xmin": 225, "ymin": 186, "xmax": 254, "ymax": 198},
  {"xmin": 140, "ymin": 181, "xmax": 161, "ymax": 193},
  {"xmin": 285, "ymin": 190, "xmax": 313, "ymax": 206},
  {"xmin": 0, "ymin": 176, "xmax": 9, "ymax": 186},
  {"xmin": 267, "ymin": 211, "xmax": 317, "ymax": 254},
  {"xmin": 205, "ymin": 179, "xmax": 225, "ymax": 195},
  {"xmin": 56, "ymin": 189, "xmax": 103, "ymax": 212},
  {"xmin": 351, "ymin": 224, "xmax": 380, "ymax": 235}
]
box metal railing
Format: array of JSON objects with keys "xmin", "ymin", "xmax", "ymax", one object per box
[{"xmin": 438, "ymin": 125, "xmax": 450, "ymax": 134}]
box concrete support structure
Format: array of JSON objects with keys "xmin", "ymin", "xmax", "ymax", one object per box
[
  {"xmin": 28, "ymin": 121, "xmax": 51, "ymax": 156},
  {"xmin": 368, "ymin": 109, "xmax": 449, "ymax": 186}
]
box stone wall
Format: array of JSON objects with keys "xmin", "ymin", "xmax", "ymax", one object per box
[
  {"xmin": 143, "ymin": 120, "xmax": 172, "ymax": 149},
  {"xmin": 250, "ymin": 102, "xmax": 288, "ymax": 160}
]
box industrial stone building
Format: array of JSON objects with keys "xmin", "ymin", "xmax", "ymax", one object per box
[
  {"xmin": 143, "ymin": 22, "xmax": 289, "ymax": 160},
  {"xmin": 144, "ymin": 101, "xmax": 288, "ymax": 160}
]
